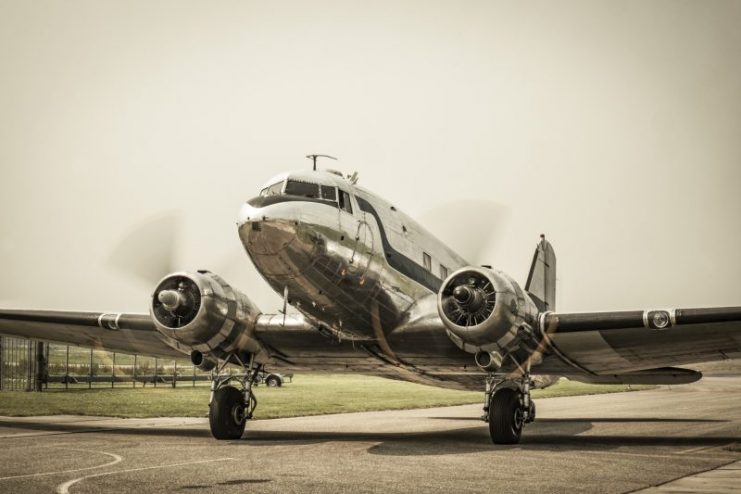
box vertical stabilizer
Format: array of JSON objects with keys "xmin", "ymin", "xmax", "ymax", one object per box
[{"xmin": 525, "ymin": 235, "xmax": 556, "ymax": 312}]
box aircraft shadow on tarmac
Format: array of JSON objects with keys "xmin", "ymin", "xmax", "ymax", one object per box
[
  {"xmin": 0, "ymin": 420, "xmax": 211, "ymax": 438},
  {"xmin": 431, "ymin": 417, "xmax": 726, "ymax": 423},
  {"xmin": 1, "ymin": 418, "xmax": 737, "ymax": 457},
  {"xmin": 239, "ymin": 417, "xmax": 738, "ymax": 456}
]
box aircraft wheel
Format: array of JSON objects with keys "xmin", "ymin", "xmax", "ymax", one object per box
[
  {"xmin": 265, "ymin": 374, "xmax": 282, "ymax": 387},
  {"xmin": 489, "ymin": 388, "xmax": 523, "ymax": 444},
  {"xmin": 209, "ymin": 386, "xmax": 246, "ymax": 440}
]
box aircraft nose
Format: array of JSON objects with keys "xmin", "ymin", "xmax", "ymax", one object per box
[{"xmin": 238, "ymin": 201, "xmax": 299, "ymax": 256}]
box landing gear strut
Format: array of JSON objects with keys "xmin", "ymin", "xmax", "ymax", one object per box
[
  {"xmin": 208, "ymin": 353, "xmax": 261, "ymax": 440},
  {"xmin": 483, "ymin": 373, "xmax": 535, "ymax": 444}
]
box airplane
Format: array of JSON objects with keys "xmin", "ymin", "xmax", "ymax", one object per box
[{"xmin": 1, "ymin": 158, "xmax": 740, "ymax": 444}]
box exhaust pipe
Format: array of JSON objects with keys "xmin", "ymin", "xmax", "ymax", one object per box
[
  {"xmin": 474, "ymin": 350, "xmax": 502, "ymax": 372},
  {"xmin": 190, "ymin": 350, "xmax": 218, "ymax": 372}
]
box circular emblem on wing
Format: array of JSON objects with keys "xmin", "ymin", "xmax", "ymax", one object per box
[{"xmin": 647, "ymin": 310, "xmax": 672, "ymax": 329}]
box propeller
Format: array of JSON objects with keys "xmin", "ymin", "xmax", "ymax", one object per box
[
  {"xmin": 151, "ymin": 274, "xmax": 200, "ymax": 328},
  {"xmin": 415, "ymin": 199, "xmax": 510, "ymax": 265},
  {"xmin": 106, "ymin": 211, "xmax": 182, "ymax": 285}
]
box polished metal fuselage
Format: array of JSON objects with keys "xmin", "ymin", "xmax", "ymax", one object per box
[{"xmin": 236, "ymin": 171, "xmax": 500, "ymax": 389}]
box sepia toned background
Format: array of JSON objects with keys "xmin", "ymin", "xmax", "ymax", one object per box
[{"xmin": 1, "ymin": 0, "xmax": 739, "ymax": 314}]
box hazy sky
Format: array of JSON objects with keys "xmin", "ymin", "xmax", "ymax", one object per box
[{"xmin": 1, "ymin": 0, "xmax": 739, "ymax": 314}]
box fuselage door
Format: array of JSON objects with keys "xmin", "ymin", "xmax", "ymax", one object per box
[{"xmin": 338, "ymin": 190, "xmax": 373, "ymax": 276}]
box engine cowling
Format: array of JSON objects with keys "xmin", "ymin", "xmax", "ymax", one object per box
[
  {"xmin": 437, "ymin": 267, "xmax": 539, "ymax": 353},
  {"xmin": 150, "ymin": 270, "xmax": 264, "ymax": 359}
]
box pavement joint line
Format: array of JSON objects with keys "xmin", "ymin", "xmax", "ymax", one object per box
[
  {"xmin": 624, "ymin": 457, "xmax": 741, "ymax": 493},
  {"xmin": 0, "ymin": 416, "xmax": 116, "ymax": 422},
  {"xmin": 0, "ymin": 450, "xmax": 122, "ymax": 481},
  {"xmin": 56, "ymin": 457, "xmax": 235, "ymax": 494},
  {"xmin": 571, "ymin": 450, "xmax": 727, "ymax": 461},
  {"xmin": 677, "ymin": 442, "xmax": 737, "ymax": 455},
  {"xmin": 0, "ymin": 428, "xmax": 115, "ymax": 438}
]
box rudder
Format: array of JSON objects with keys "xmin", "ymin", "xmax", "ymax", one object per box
[{"xmin": 525, "ymin": 234, "xmax": 556, "ymax": 312}]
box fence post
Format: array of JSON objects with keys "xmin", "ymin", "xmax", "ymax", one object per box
[
  {"xmin": 172, "ymin": 359, "xmax": 177, "ymax": 388},
  {"xmin": 65, "ymin": 345, "xmax": 69, "ymax": 390},
  {"xmin": 133, "ymin": 354, "xmax": 137, "ymax": 388},
  {"xmin": 154, "ymin": 357, "xmax": 158, "ymax": 388},
  {"xmin": 192, "ymin": 362, "xmax": 196, "ymax": 387},
  {"xmin": 26, "ymin": 340, "xmax": 34, "ymax": 392},
  {"xmin": 0, "ymin": 336, "xmax": 3, "ymax": 391},
  {"xmin": 112, "ymin": 352, "xmax": 116, "ymax": 389},
  {"xmin": 89, "ymin": 348, "xmax": 93, "ymax": 389},
  {"xmin": 44, "ymin": 343, "xmax": 49, "ymax": 390},
  {"xmin": 15, "ymin": 338, "xmax": 18, "ymax": 391},
  {"xmin": 16, "ymin": 339, "xmax": 20, "ymax": 391},
  {"xmin": 16, "ymin": 339, "xmax": 21, "ymax": 391},
  {"xmin": 35, "ymin": 341, "xmax": 46, "ymax": 392}
]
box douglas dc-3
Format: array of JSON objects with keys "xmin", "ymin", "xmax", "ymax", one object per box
[{"xmin": 2, "ymin": 159, "xmax": 740, "ymax": 444}]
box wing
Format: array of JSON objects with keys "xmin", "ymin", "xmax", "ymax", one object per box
[
  {"xmin": 0, "ymin": 309, "xmax": 475, "ymax": 390},
  {"xmin": 543, "ymin": 306, "xmax": 741, "ymax": 376},
  {"xmin": 0, "ymin": 309, "xmax": 184, "ymax": 358}
]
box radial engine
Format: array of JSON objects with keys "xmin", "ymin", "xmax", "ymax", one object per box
[
  {"xmin": 149, "ymin": 270, "xmax": 267, "ymax": 368},
  {"xmin": 437, "ymin": 267, "xmax": 540, "ymax": 371}
]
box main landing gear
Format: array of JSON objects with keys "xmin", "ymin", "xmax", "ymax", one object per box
[
  {"xmin": 483, "ymin": 373, "xmax": 535, "ymax": 444},
  {"xmin": 209, "ymin": 353, "xmax": 261, "ymax": 440}
]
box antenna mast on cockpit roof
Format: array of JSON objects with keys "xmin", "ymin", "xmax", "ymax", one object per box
[{"xmin": 306, "ymin": 154, "xmax": 337, "ymax": 171}]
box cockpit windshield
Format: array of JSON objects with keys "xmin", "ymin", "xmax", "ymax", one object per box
[
  {"xmin": 260, "ymin": 180, "xmax": 285, "ymax": 197},
  {"xmin": 284, "ymin": 180, "xmax": 319, "ymax": 198},
  {"xmin": 285, "ymin": 179, "xmax": 338, "ymax": 203},
  {"xmin": 258, "ymin": 178, "xmax": 339, "ymax": 205}
]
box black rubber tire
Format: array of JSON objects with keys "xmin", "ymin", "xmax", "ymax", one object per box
[
  {"xmin": 527, "ymin": 400, "xmax": 536, "ymax": 423},
  {"xmin": 489, "ymin": 389, "xmax": 524, "ymax": 444},
  {"xmin": 209, "ymin": 386, "xmax": 246, "ymax": 440},
  {"xmin": 265, "ymin": 374, "xmax": 282, "ymax": 387}
]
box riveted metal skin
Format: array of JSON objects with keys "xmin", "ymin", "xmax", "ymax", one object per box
[
  {"xmin": 437, "ymin": 267, "xmax": 540, "ymax": 353},
  {"xmin": 150, "ymin": 271, "xmax": 266, "ymax": 362},
  {"xmin": 2, "ymin": 168, "xmax": 740, "ymax": 395}
]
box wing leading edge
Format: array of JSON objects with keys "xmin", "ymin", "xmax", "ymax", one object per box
[
  {"xmin": 544, "ymin": 306, "xmax": 741, "ymax": 375},
  {"xmin": 0, "ymin": 309, "xmax": 183, "ymax": 358}
]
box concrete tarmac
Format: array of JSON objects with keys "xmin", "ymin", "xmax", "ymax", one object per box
[{"xmin": 0, "ymin": 377, "xmax": 740, "ymax": 494}]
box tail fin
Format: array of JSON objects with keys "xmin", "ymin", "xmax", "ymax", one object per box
[{"xmin": 525, "ymin": 235, "xmax": 556, "ymax": 312}]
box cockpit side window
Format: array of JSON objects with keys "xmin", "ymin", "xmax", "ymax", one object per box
[
  {"xmin": 321, "ymin": 185, "xmax": 337, "ymax": 202},
  {"xmin": 261, "ymin": 180, "xmax": 285, "ymax": 197},
  {"xmin": 338, "ymin": 190, "xmax": 353, "ymax": 214},
  {"xmin": 285, "ymin": 180, "xmax": 319, "ymax": 198}
]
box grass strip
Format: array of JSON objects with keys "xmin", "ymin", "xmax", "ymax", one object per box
[{"xmin": 0, "ymin": 374, "xmax": 652, "ymax": 419}]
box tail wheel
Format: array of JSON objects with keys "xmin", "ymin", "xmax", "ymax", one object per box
[
  {"xmin": 489, "ymin": 388, "xmax": 523, "ymax": 444},
  {"xmin": 209, "ymin": 386, "xmax": 246, "ymax": 440}
]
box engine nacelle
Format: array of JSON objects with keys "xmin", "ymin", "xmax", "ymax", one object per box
[
  {"xmin": 150, "ymin": 270, "xmax": 264, "ymax": 359},
  {"xmin": 437, "ymin": 267, "xmax": 539, "ymax": 353}
]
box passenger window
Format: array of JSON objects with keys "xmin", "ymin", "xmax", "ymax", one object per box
[
  {"xmin": 285, "ymin": 180, "xmax": 319, "ymax": 198},
  {"xmin": 423, "ymin": 252, "xmax": 432, "ymax": 271},
  {"xmin": 339, "ymin": 190, "xmax": 353, "ymax": 214},
  {"xmin": 440, "ymin": 264, "xmax": 449, "ymax": 279},
  {"xmin": 321, "ymin": 185, "xmax": 337, "ymax": 202}
]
